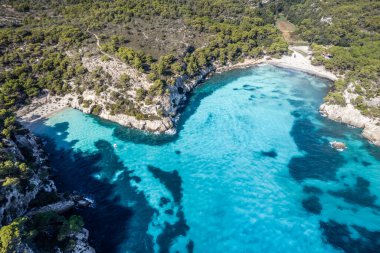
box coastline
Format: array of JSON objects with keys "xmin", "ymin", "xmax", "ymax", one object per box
[
  {"xmin": 267, "ymin": 47, "xmax": 338, "ymax": 81},
  {"xmin": 17, "ymin": 46, "xmax": 380, "ymax": 146},
  {"xmin": 215, "ymin": 46, "xmax": 337, "ymax": 81},
  {"xmin": 18, "ymin": 47, "xmax": 337, "ymax": 125},
  {"xmin": 16, "ymin": 93, "xmax": 74, "ymax": 126}
]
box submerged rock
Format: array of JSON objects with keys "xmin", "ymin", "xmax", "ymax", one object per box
[{"xmin": 330, "ymin": 141, "xmax": 347, "ymax": 151}]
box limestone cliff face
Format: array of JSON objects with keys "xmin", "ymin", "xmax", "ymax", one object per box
[
  {"xmin": 65, "ymin": 53, "xmax": 174, "ymax": 133},
  {"xmin": 320, "ymin": 85, "xmax": 380, "ymax": 146},
  {"xmin": 62, "ymin": 53, "xmax": 215, "ymax": 134},
  {"xmin": 168, "ymin": 66, "xmax": 216, "ymax": 125},
  {"xmin": 0, "ymin": 131, "xmax": 56, "ymax": 225},
  {"xmin": 0, "ymin": 129, "xmax": 95, "ymax": 253},
  {"xmin": 62, "ymin": 228, "xmax": 96, "ymax": 253},
  {"xmin": 320, "ymin": 103, "xmax": 380, "ymax": 146},
  {"xmin": 69, "ymin": 91, "xmax": 174, "ymax": 133}
]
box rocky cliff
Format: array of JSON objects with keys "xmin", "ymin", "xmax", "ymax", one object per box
[
  {"xmin": 80, "ymin": 52, "xmax": 215, "ymax": 134},
  {"xmin": 320, "ymin": 85, "xmax": 380, "ymax": 146},
  {"xmin": 320, "ymin": 103, "xmax": 380, "ymax": 146},
  {"xmin": 0, "ymin": 131, "xmax": 55, "ymax": 225},
  {"xmin": 26, "ymin": 52, "xmax": 216, "ymax": 134},
  {"xmin": 0, "ymin": 128, "xmax": 95, "ymax": 253},
  {"xmin": 17, "ymin": 47, "xmax": 380, "ymax": 147}
]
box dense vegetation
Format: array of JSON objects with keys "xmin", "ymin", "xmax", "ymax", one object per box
[
  {"xmin": 0, "ymin": 119, "xmax": 89, "ymax": 252},
  {"xmin": 279, "ymin": 0, "xmax": 380, "ymax": 116},
  {"xmin": 0, "ymin": 213, "xmax": 85, "ymax": 252},
  {"xmin": 1, "ymin": 0, "xmax": 378, "ymax": 130},
  {"xmin": 0, "ymin": 0, "xmax": 287, "ymax": 136}
]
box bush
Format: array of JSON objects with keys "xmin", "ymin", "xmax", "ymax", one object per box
[
  {"xmin": 2, "ymin": 177, "xmax": 20, "ymax": 187},
  {"xmin": 148, "ymin": 80, "xmax": 165, "ymax": 96},
  {"xmin": 135, "ymin": 88, "xmax": 146, "ymax": 101},
  {"xmin": 100, "ymin": 55, "xmax": 110, "ymax": 62},
  {"xmin": 0, "ymin": 160, "xmax": 19, "ymax": 178},
  {"xmin": 0, "ymin": 217, "xmax": 27, "ymax": 253},
  {"xmin": 324, "ymin": 91, "xmax": 346, "ymax": 106},
  {"xmin": 58, "ymin": 215, "xmax": 84, "ymax": 241},
  {"xmin": 82, "ymin": 100, "xmax": 91, "ymax": 108},
  {"xmin": 91, "ymin": 104, "xmax": 102, "ymax": 115},
  {"xmin": 14, "ymin": 3, "xmax": 30, "ymax": 12}
]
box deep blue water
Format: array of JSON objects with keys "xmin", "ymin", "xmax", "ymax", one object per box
[{"xmin": 31, "ymin": 65, "xmax": 380, "ymax": 253}]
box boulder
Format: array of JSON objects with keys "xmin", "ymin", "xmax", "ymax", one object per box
[{"xmin": 330, "ymin": 141, "xmax": 346, "ymax": 151}]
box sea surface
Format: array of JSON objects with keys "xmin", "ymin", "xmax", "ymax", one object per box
[{"xmin": 31, "ymin": 65, "xmax": 380, "ymax": 253}]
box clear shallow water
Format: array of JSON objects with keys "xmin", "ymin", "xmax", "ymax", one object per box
[{"xmin": 31, "ymin": 65, "xmax": 380, "ymax": 253}]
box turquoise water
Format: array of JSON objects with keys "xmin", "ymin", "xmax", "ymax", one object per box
[{"xmin": 31, "ymin": 65, "xmax": 380, "ymax": 253}]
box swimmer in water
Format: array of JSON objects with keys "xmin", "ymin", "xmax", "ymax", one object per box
[{"xmin": 113, "ymin": 144, "xmax": 117, "ymax": 148}]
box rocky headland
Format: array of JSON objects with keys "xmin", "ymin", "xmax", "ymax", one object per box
[{"xmin": 320, "ymin": 84, "xmax": 380, "ymax": 146}]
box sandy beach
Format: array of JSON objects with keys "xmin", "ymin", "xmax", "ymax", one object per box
[
  {"xmin": 216, "ymin": 46, "xmax": 337, "ymax": 81},
  {"xmin": 16, "ymin": 93, "xmax": 74, "ymax": 126},
  {"xmin": 268, "ymin": 46, "xmax": 338, "ymax": 81},
  {"xmin": 16, "ymin": 46, "xmax": 338, "ymax": 124}
]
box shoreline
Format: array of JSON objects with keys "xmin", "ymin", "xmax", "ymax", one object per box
[
  {"xmin": 16, "ymin": 93, "xmax": 75, "ymax": 126},
  {"xmin": 215, "ymin": 47, "xmax": 337, "ymax": 82},
  {"xmin": 17, "ymin": 46, "xmax": 338, "ymax": 128},
  {"xmin": 16, "ymin": 46, "xmax": 379, "ymax": 146}
]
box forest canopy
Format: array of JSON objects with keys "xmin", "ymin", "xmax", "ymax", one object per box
[
  {"xmin": 278, "ymin": 0, "xmax": 380, "ymax": 115},
  {"xmin": 0, "ymin": 0, "xmax": 287, "ymax": 138}
]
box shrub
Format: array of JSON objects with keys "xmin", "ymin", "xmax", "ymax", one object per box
[
  {"xmin": 0, "ymin": 217, "xmax": 27, "ymax": 253},
  {"xmin": 148, "ymin": 80, "xmax": 165, "ymax": 96},
  {"xmin": 2, "ymin": 177, "xmax": 20, "ymax": 187},
  {"xmin": 58, "ymin": 215, "xmax": 84, "ymax": 241},
  {"xmin": 91, "ymin": 105, "xmax": 102, "ymax": 115},
  {"xmin": 14, "ymin": 3, "xmax": 30, "ymax": 12},
  {"xmin": 135, "ymin": 88, "xmax": 146, "ymax": 101},
  {"xmin": 82, "ymin": 100, "xmax": 91, "ymax": 108},
  {"xmin": 324, "ymin": 91, "xmax": 346, "ymax": 106}
]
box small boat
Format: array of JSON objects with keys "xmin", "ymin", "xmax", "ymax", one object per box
[
  {"xmin": 113, "ymin": 144, "xmax": 117, "ymax": 148},
  {"xmin": 330, "ymin": 141, "xmax": 346, "ymax": 151}
]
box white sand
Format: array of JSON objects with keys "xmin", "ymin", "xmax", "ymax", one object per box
[
  {"xmin": 217, "ymin": 46, "xmax": 338, "ymax": 81},
  {"xmin": 17, "ymin": 46, "xmax": 338, "ymax": 124},
  {"xmin": 16, "ymin": 94, "xmax": 74, "ymax": 125},
  {"xmin": 268, "ymin": 46, "xmax": 338, "ymax": 81}
]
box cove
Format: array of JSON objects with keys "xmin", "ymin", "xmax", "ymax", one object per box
[{"xmin": 30, "ymin": 65, "xmax": 380, "ymax": 253}]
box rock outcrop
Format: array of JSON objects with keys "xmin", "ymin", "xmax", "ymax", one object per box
[
  {"xmin": 65, "ymin": 228, "xmax": 96, "ymax": 253},
  {"xmin": 330, "ymin": 141, "xmax": 347, "ymax": 151},
  {"xmin": 0, "ymin": 131, "xmax": 56, "ymax": 225},
  {"xmin": 51, "ymin": 55, "xmax": 215, "ymax": 134},
  {"xmin": 320, "ymin": 103, "xmax": 380, "ymax": 146},
  {"xmin": 320, "ymin": 82, "xmax": 380, "ymax": 146},
  {"xmin": 0, "ymin": 129, "xmax": 95, "ymax": 252}
]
